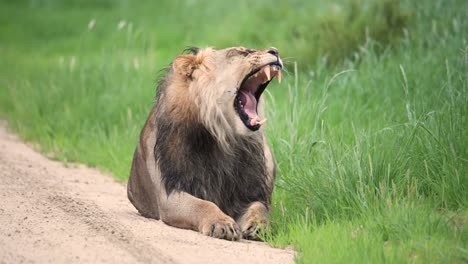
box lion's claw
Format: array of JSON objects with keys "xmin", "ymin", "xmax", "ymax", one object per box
[
  {"xmin": 202, "ymin": 218, "xmax": 241, "ymax": 241},
  {"xmin": 242, "ymin": 221, "xmax": 266, "ymax": 241}
]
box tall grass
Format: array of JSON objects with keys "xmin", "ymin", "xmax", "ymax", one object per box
[
  {"xmin": 0, "ymin": 0, "xmax": 466, "ymax": 263},
  {"xmin": 266, "ymin": 34, "xmax": 467, "ymax": 262}
]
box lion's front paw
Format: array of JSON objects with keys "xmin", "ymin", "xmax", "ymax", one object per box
[
  {"xmin": 240, "ymin": 217, "xmax": 268, "ymax": 241},
  {"xmin": 200, "ymin": 217, "xmax": 242, "ymax": 241},
  {"xmin": 237, "ymin": 202, "xmax": 269, "ymax": 240}
]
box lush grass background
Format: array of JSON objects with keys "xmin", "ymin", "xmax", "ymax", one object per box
[{"xmin": 1, "ymin": 0, "xmax": 466, "ymax": 263}]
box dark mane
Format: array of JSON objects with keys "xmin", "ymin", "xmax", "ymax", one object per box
[
  {"xmin": 183, "ymin": 46, "xmax": 200, "ymax": 55},
  {"xmin": 153, "ymin": 66, "xmax": 171, "ymax": 101},
  {"xmin": 154, "ymin": 115, "xmax": 269, "ymax": 219}
]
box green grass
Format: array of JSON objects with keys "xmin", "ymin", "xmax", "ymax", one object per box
[{"xmin": 0, "ymin": 0, "xmax": 466, "ymax": 263}]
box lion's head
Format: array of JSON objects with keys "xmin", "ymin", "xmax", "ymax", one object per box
[{"xmin": 157, "ymin": 46, "xmax": 283, "ymax": 149}]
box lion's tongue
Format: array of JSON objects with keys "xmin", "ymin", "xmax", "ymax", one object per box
[
  {"xmin": 239, "ymin": 91, "xmax": 266, "ymax": 126},
  {"xmin": 238, "ymin": 65, "xmax": 274, "ymax": 126},
  {"xmin": 240, "ymin": 91, "xmax": 257, "ymax": 117}
]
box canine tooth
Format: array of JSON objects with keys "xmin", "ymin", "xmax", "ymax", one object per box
[
  {"xmin": 277, "ymin": 70, "xmax": 282, "ymax": 83},
  {"xmin": 263, "ymin": 66, "xmax": 271, "ymax": 81},
  {"xmin": 258, "ymin": 118, "xmax": 267, "ymax": 125},
  {"xmin": 250, "ymin": 119, "xmax": 257, "ymax": 126}
]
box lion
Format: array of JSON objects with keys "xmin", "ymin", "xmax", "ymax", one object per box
[{"xmin": 127, "ymin": 46, "xmax": 283, "ymax": 241}]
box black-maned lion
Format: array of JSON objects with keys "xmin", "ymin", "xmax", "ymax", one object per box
[{"xmin": 127, "ymin": 46, "xmax": 283, "ymax": 240}]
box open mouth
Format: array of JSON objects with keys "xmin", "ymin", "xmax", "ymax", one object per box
[{"xmin": 234, "ymin": 63, "xmax": 282, "ymax": 131}]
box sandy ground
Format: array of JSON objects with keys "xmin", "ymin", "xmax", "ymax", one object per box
[{"xmin": 0, "ymin": 122, "xmax": 295, "ymax": 264}]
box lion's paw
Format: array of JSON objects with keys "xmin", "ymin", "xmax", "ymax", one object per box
[
  {"xmin": 237, "ymin": 202, "xmax": 269, "ymax": 240},
  {"xmin": 201, "ymin": 217, "xmax": 242, "ymax": 241},
  {"xmin": 240, "ymin": 217, "xmax": 268, "ymax": 241}
]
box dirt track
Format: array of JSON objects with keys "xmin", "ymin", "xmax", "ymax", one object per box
[{"xmin": 0, "ymin": 122, "xmax": 294, "ymax": 264}]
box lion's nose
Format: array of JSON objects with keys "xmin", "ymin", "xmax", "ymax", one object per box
[{"xmin": 266, "ymin": 48, "xmax": 279, "ymax": 57}]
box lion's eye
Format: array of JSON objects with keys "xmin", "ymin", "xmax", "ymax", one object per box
[
  {"xmin": 227, "ymin": 49, "xmax": 253, "ymax": 58},
  {"xmin": 238, "ymin": 49, "xmax": 256, "ymax": 56},
  {"xmin": 237, "ymin": 50, "xmax": 250, "ymax": 57}
]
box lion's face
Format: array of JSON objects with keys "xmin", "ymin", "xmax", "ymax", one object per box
[{"xmin": 168, "ymin": 46, "xmax": 282, "ymax": 141}]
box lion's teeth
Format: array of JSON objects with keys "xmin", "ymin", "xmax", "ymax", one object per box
[
  {"xmin": 277, "ymin": 70, "xmax": 282, "ymax": 83},
  {"xmin": 250, "ymin": 118, "xmax": 267, "ymax": 126},
  {"xmin": 263, "ymin": 66, "xmax": 271, "ymax": 81}
]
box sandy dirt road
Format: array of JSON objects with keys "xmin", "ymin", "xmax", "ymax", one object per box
[{"xmin": 0, "ymin": 123, "xmax": 294, "ymax": 264}]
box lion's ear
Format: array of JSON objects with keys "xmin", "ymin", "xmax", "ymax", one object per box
[{"xmin": 173, "ymin": 54, "xmax": 204, "ymax": 80}]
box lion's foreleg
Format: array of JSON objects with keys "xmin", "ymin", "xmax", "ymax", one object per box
[
  {"xmin": 158, "ymin": 191, "xmax": 242, "ymax": 241},
  {"xmin": 236, "ymin": 201, "xmax": 269, "ymax": 240}
]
